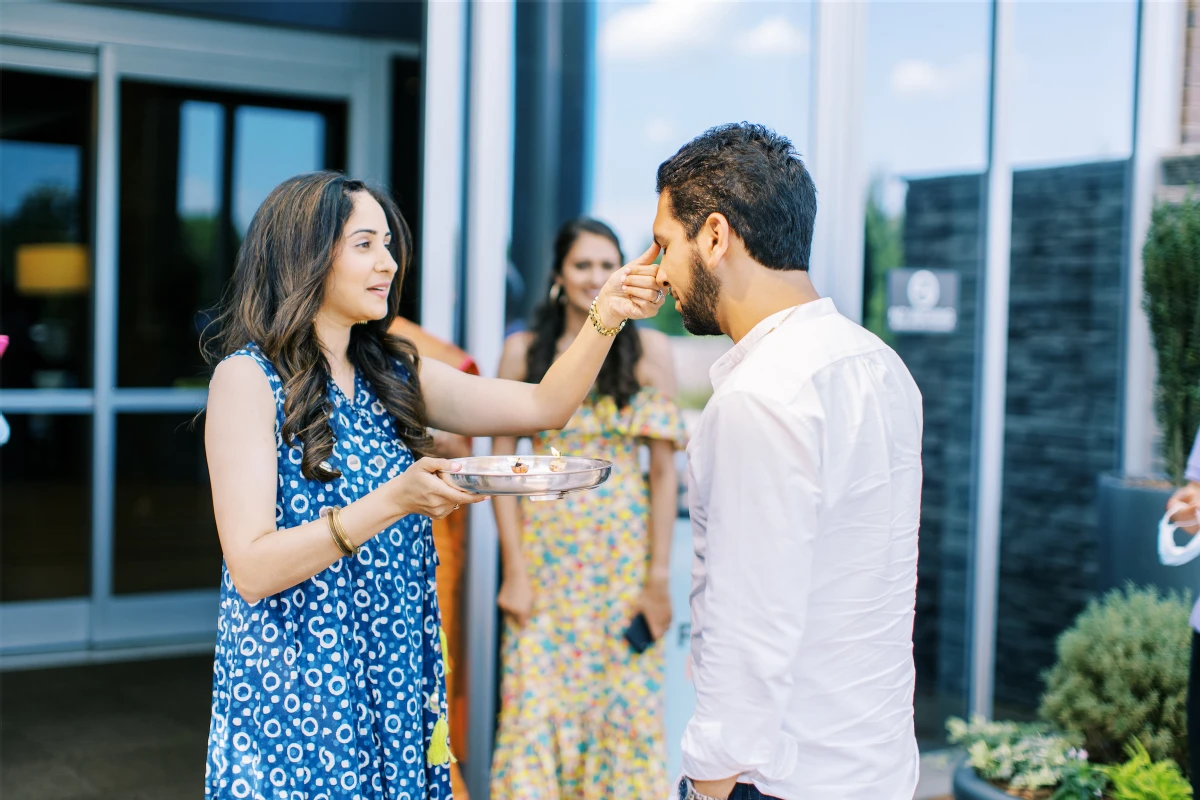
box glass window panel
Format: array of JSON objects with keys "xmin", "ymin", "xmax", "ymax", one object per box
[
  {"xmin": 589, "ymin": 0, "xmax": 816, "ymax": 430},
  {"xmin": 232, "ymin": 106, "xmax": 325, "ymax": 237},
  {"xmin": 113, "ymin": 414, "xmax": 219, "ymax": 595},
  {"xmin": 117, "ymin": 81, "xmax": 346, "ymax": 388},
  {"xmin": 391, "ymin": 56, "xmax": 423, "ymax": 325},
  {"xmin": 993, "ymin": 0, "xmax": 1138, "ymax": 721},
  {"xmin": 1008, "ymin": 0, "xmax": 1137, "ymax": 167},
  {"xmin": 177, "ymin": 100, "xmax": 226, "ymax": 312},
  {"xmin": 590, "ymin": 0, "xmax": 814, "ymax": 274},
  {"xmin": 1, "ymin": 414, "xmax": 91, "ymax": 600},
  {"xmin": 0, "ymin": 69, "xmax": 95, "ymax": 390},
  {"xmin": 587, "ymin": 2, "xmax": 816, "ymax": 778},
  {"xmin": 860, "ymin": 0, "xmax": 993, "ymax": 748}
]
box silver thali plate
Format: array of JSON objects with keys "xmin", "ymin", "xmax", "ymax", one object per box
[{"xmin": 438, "ymin": 455, "xmax": 613, "ymax": 501}]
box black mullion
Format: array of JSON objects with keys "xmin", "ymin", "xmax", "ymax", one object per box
[{"xmin": 218, "ymin": 102, "xmax": 237, "ymax": 285}]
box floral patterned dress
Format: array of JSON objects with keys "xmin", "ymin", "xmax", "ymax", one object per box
[
  {"xmin": 205, "ymin": 345, "xmax": 454, "ymax": 800},
  {"xmin": 490, "ymin": 386, "xmax": 686, "ymax": 800}
]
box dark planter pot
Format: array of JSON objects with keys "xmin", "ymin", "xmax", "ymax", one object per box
[
  {"xmin": 1096, "ymin": 474, "xmax": 1195, "ymax": 596},
  {"xmin": 953, "ymin": 765, "xmax": 1014, "ymax": 800}
]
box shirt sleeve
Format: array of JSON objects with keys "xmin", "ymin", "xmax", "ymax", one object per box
[
  {"xmin": 681, "ymin": 390, "xmax": 822, "ymax": 783},
  {"xmin": 1187, "ymin": 427, "xmax": 1200, "ymax": 484}
]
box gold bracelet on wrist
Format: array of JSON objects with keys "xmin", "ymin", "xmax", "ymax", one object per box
[
  {"xmin": 588, "ymin": 297, "xmax": 626, "ymax": 337},
  {"xmin": 332, "ymin": 508, "xmax": 357, "ymax": 556},
  {"xmin": 325, "ymin": 507, "xmax": 356, "ymax": 557}
]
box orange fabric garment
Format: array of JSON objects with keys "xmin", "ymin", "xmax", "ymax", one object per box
[
  {"xmin": 390, "ymin": 317, "xmax": 476, "ymax": 800},
  {"xmin": 392, "ymin": 317, "xmax": 480, "ymax": 377}
]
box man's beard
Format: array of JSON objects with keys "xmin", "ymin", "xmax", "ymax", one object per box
[{"xmin": 679, "ymin": 250, "xmax": 723, "ymax": 336}]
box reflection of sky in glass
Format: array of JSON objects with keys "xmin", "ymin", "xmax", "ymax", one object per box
[
  {"xmin": 0, "ymin": 141, "xmax": 80, "ymax": 217},
  {"xmin": 863, "ymin": 0, "xmax": 1136, "ymax": 184},
  {"xmin": 591, "ymin": 0, "xmax": 814, "ymax": 253},
  {"xmin": 176, "ymin": 101, "xmax": 224, "ymax": 218},
  {"xmin": 595, "ymin": 0, "xmax": 1139, "ymax": 233},
  {"xmin": 1008, "ymin": 0, "xmax": 1136, "ymax": 168},
  {"xmin": 864, "ymin": 1, "xmax": 991, "ymax": 182},
  {"xmin": 233, "ymin": 107, "xmax": 324, "ymax": 235},
  {"xmin": 863, "ymin": 1, "xmax": 992, "ymax": 218}
]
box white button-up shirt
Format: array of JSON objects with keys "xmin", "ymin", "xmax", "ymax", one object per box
[{"xmin": 681, "ymin": 298, "xmax": 923, "ymax": 799}]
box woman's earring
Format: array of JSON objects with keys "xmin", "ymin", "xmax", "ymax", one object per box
[{"xmin": 549, "ymin": 283, "xmax": 563, "ymax": 304}]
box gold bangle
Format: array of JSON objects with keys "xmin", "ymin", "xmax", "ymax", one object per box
[
  {"xmin": 588, "ymin": 297, "xmax": 626, "ymax": 337},
  {"xmin": 332, "ymin": 508, "xmax": 357, "ymax": 556},
  {"xmin": 324, "ymin": 508, "xmax": 349, "ymax": 556},
  {"xmin": 326, "ymin": 507, "xmax": 356, "ymax": 557}
]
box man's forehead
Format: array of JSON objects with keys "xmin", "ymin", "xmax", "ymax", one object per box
[{"xmin": 652, "ymin": 192, "xmax": 676, "ymax": 236}]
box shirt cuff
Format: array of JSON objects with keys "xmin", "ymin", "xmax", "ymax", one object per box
[{"xmin": 680, "ymin": 718, "xmax": 797, "ymax": 783}]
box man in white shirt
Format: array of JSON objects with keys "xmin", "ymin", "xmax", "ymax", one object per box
[{"xmin": 653, "ymin": 123, "xmax": 923, "ymax": 800}]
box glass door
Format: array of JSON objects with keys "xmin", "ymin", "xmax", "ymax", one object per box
[
  {"xmin": 95, "ymin": 57, "xmax": 350, "ymax": 648},
  {"xmin": 0, "ymin": 54, "xmax": 99, "ymax": 654},
  {"xmin": 109, "ymin": 82, "xmax": 347, "ymax": 602},
  {"xmin": 0, "ymin": 29, "xmax": 364, "ymax": 658}
]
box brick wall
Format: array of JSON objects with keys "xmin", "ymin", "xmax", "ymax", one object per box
[
  {"xmin": 893, "ymin": 174, "xmax": 984, "ymax": 722},
  {"xmin": 993, "ymin": 160, "xmax": 1128, "ymax": 709},
  {"xmin": 899, "ymin": 159, "xmax": 1128, "ymax": 717}
]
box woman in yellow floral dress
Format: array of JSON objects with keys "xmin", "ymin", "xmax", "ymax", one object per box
[{"xmin": 490, "ymin": 218, "xmax": 685, "ymax": 799}]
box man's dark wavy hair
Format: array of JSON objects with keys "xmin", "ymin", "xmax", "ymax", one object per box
[{"xmin": 656, "ymin": 122, "xmax": 817, "ymax": 272}]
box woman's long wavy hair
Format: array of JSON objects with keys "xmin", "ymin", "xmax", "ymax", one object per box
[
  {"xmin": 525, "ymin": 218, "xmax": 642, "ymax": 407},
  {"xmin": 202, "ymin": 171, "xmax": 431, "ymax": 482}
]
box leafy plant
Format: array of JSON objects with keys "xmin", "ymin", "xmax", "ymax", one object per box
[
  {"xmin": 1051, "ymin": 761, "xmax": 1109, "ymax": 800},
  {"xmin": 862, "ymin": 177, "xmax": 904, "ymax": 343},
  {"xmin": 1097, "ymin": 741, "xmax": 1192, "ymax": 800},
  {"xmin": 947, "ymin": 715, "xmax": 1088, "ymax": 792},
  {"xmin": 1039, "ymin": 585, "xmax": 1191, "ymax": 771},
  {"xmin": 947, "ymin": 715, "xmax": 1051, "ymax": 752},
  {"xmin": 1143, "ymin": 195, "xmax": 1200, "ymax": 484}
]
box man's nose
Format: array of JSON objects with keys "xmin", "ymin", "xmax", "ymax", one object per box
[{"xmin": 655, "ymin": 264, "xmax": 670, "ymax": 289}]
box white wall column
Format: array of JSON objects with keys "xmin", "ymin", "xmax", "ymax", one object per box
[
  {"xmin": 808, "ymin": 0, "xmax": 867, "ymax": 321},
  {"xmin": 1124, "ymin": 0, "xmax": 1187, "ymax": 478},
  {"xmin": 461, "ymin": 1, "xmax": 515, "ymax": 797},
  {"xmin": 420, "ymin": 0, "xmax": 469, "ymax": 342}
]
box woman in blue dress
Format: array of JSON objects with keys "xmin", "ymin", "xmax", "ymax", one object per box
[{"xmin": 201, "ymin": 171, "xmax": 665, "ymax": 800}]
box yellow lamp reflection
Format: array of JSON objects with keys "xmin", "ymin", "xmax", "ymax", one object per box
[{"xmin": 16, "ymin": 244, "xmax": 90, "ymax": 295}]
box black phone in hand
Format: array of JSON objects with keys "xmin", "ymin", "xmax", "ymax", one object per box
[{"xmin": 624, "ymin": 613, "xmax": 654, "ymax": 654}]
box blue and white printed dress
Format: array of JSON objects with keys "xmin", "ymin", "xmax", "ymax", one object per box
[{"xmin": 205, "ymin": 345, "xmax": 454, "ymax": 800}]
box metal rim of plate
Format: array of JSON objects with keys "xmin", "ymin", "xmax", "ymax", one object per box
[{"xmin": 437, "ymin": 455, "xmax": 613, "ymax": 501}]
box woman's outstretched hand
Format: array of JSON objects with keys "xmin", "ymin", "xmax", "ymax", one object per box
[{"xmin": 594, "ymin": 243, "xmax": 666, "ymax": 328}]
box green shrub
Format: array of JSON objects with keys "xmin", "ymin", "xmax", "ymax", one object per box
[
  {"xmin": 1040, "ymin": 585, "xmax": 1192, "ymax": 770},
  {"xmin": 1143, "ymin": 195, "xmax": 1200, "ymax": 484},
  {"xmin": 1097, "ymin": 741, "xmax": 1192, "ymax": 800}
]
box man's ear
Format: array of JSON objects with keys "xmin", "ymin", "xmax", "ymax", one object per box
[{"xmin": 698, "ymin": 212, "xmax": 731, "ymax": 269}]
